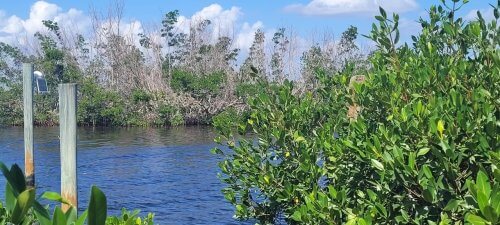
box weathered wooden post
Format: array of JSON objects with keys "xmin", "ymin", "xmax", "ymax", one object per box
[
  {"xmin": 59, "ymin": 83, "xmax": 78, "ymax": 212},
  {"xmin": 23, "ymin": 63, "xmax": 35, "ymax": 188}
]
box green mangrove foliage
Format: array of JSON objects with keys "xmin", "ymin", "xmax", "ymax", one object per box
[
  {"xmin": 213, "ymin": 1, "xmax": 499, "ymax": 224},
  {"xmin": 0, "ymin": 162, "xmax": 155, "ymax": 225},
  {"xmin": 106, "ymin": 209, "xmax": 154, "ymax": 225}
]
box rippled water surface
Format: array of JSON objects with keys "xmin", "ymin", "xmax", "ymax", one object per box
[{"xmin": 0, "ymin": 126, "xmax": 248, "ymax": 224}]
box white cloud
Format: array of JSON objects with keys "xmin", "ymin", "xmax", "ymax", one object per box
[
  {"xmin": 0, "ymin": 1, "xmax": 91, "ymax": 46},
  {"xmin": 235, "ymin": 21, "xmax": 263, "ymax": 50},
  {"xmin": 175, "ymin": 4, "xmax": 242, "ymax": 40},
  {"xmin": 23, "ymin": 1, "xmax": 60, "ymax": 34},
  {"xmin": 173, "ymin": 4, "xmax": 266, "ymax": 51},
  {"xmin": 285, "ymin": 0, "xmax": 418, "ymax": 16},
  {"xmin": 54, "ymin": 8, "xmax": 91, "ymax": 34},
  {"xmin": 1, "ymin": 15, "xmax": 23, "ymax": 34},
  {"xmin": 0, "ymin": 1, "xmax": 266, "ymax": 56},
  {"xmin": 465, "ymin": 8, "xmax": 495, "ymax": 22}
]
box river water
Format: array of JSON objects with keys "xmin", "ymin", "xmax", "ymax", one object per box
[{"xmin": 0, "ymin": 126, "xmax": 249, "ymax": 225}]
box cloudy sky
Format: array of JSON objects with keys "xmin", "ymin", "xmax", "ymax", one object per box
[{"xmin": 0, "ymin": 0, "xmax": 496, "ymax": 52}]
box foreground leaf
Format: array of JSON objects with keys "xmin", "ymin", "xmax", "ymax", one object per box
[{"xmin": 88, "ymin": 186, "xmax": 107, "ymax": 225}]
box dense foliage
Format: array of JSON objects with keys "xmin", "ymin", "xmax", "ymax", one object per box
[
  {"xmin": 213, "ymin": 1, "xmax": 499, "ymax": 224},
  {"xmin": 0, "ymin": 162, "xmax": 155, "ymax": 225}
]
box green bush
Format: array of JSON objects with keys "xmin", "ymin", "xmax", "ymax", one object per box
[
  {"xmin": 170, "ymin": 69, "xmax": 195, "ymax": 93},
  {"xmin": 170, "ymin": 70, "xmax": 226, "ymax": 98},
  {"xmin": 0, "ymin": 85, "xmax": 23, "ymax": 126},
  {"xmin": 132, "ymin": 89, "xmax": 153, "ymax": 103},
  {"xmin": 169, "ymin": 112, "xmax": 185, "ymax": 126},
  {"xmin": 124, "ymin": 114, "xmax": 149, "ymax": 127},
  {"xmin": 157, "ymin": 104, "xmax": 185, "ymax": 126},
  {"xmin": 106, "ymin": 209, "xmax": 154, "ymax": 225},
  {"xmin": 213, "ymin": 1, "xmax": 499, "ymax": 224},
  {"xmin": 212, "ymin": 107, "xmax": 248, "ymax": 136},
  {"xmin": 78, "ymin": 77, "xmax": 126, "ymax": 126},
  {"xmin": 235, "ymin": 82, "xmax": 269, "ymax": 101},
  {"xmin": 194, "ymin": 71, "xmax": 226, "ymax": 97}
]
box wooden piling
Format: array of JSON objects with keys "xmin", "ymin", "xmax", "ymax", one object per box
[
  {"xmin": 59, "ymin": 84, "xmax": 78, "ymax": 212},
  {"xmin": 23, "ymin": 63, "xmax": 35, "ymax": 188}
]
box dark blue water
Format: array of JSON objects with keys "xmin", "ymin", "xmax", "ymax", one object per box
[{"xmin": 0, "ymin": 126, "xmax": 249, "ymax": 225}]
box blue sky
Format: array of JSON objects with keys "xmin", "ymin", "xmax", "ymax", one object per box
[{"xmin": 0, "ymin": 0, "xmax": 497, "ymax": 50}]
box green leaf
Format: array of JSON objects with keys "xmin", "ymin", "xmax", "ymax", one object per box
[
  {"xmin": 375, "ymin": 16, "xmax": 385, "ymax": 22},
  {"xmin": 466, "ymin": 214, "xmax": 488, "ymax": 225},
  {"xmin": 346, "ymin": 217, "xmax": 357, "ymax": 225},
  {"xmin": 375, "ymin": 202, "xmax": 388, "ymax": 218},
  {"xmin": 88, "ymin": 186, "xmax": 107, "ymax": 225},
  {"xmin": 467, "ymin": 179, "xmax": 478, "ymax": 198},
  {"xmin": 235, "ymin": 204, "xmax": 246, "ymax": 215},
  {"xmin": 42, "ymin": 192, "xmax": 71, "ymax": 205},
  {"xmin": 411, "ymin": 35, "xmax": 418, "ymax": 42},
  {"xmin": 33, "ymin": 201, "xmax": 52, "ymax": 225},
  {"xmin": 263, "ymin": 175, "xmax": 270, "ymax": 184},
  {"xmin": 443, "ymin": 199, "xmax": 460, "ymax": 211},
  {"xmin": 124, "ymin": 215, "xmax": 137, "ymax": 225},
  {"xmin": 417, "ymin": 148, "xmax": 431, "ymax": 157},
  {"xmin": 358, "ymin": 218, "xmax": 368, "ymax": 225},
  {"xmin": 5, "ymin": 183, "xmax": 16, "ymax": 211},
  {"xmin": 423, "ymin": 187, "xmax": 435, "ymax": 203},
  {"xmin": 294, "ymin": 136, "xmax": 306, "ymax": 142},
  {"xmin": 427, "ymin": 42, "xmax": 433, "ymax": 52},
  {"xmin": 65, "ymin": 207, "xmax": 77, "ymax": 225},
  {"xmin": 11, "ymin": 188, "xmax": 35, "ymax": 224},
  {"xmin": 210, "ymin": 148, "xmax": 224, "ymax": 155},
  {"xmin": 477, "ymin": 192, "xmax": 488, "ymax": 212},
  {"xmin": 437, "ymin": 120, "xmax": 445, "ymax": 139},
  {"xmin": 291, "ymin": 211, "xmax": 302, "ymax": 221},
  {"xmin": 477, "ymin": 171, "xmax": 491, "ymax": 197},
  {"xmin": 371, "ymin": 159, "xmax": 384, "ymax": 171},
  {"xmin": 0, "ymin": 162, "xmax": 10, "ymax": 180},
  {"xmin": 74, "ymin": 210, "xmax": 88, "ymax": 225},
  {"xmin": 9, "ymin": 164, "xmax": 27, "ymax": 191},
  {"xmin": 52, "ymin": 206, "xmax": 67, "ymax": 225},
  {"xmin": 0, "ymin": 163, "xmax": 27, "ymax": 195},
  {"xmin": 491, "ymin": 191, "xmax": 500, "ymax": 216},
  {"xmin": 379, "ymin": 7, "xmax": 387, "ymax": 18},
  {"xmin": 481, "ymin": 206, "xmax": 498, "ymax": 223},
  {"xmin": 422, "ymin": 165, "xmax": 433, "ymax": 179},
  {"xmin": 408, "ymin": 152, "xmax": 416, "ymax": 170},
  {"xmin": 366, "ymin": 189, "xmax": 377, "ymax": 201}
]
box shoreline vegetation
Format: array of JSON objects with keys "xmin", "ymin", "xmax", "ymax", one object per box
[{"xmin": 0, "ymin": 3, "xmax": 366, "ymax": 128}]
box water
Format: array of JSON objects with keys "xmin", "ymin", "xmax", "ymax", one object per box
[{"xmin": 0, "ymin": 126, "xmax": 250, "ymax": 225}]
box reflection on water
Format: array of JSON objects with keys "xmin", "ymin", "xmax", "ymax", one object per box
[{"xmin": 0, "ymin": 126, "xmax": 247, "ymax": 225}]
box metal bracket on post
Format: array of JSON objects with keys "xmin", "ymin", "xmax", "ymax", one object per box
[{"xmin": 59, "ymin": 83, "xmax": 78, "ymax": 212}]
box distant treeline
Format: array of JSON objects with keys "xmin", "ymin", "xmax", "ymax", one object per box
[{"xmin": 0, "ymin": 8, "xmax": 367, "ymax": 127}]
